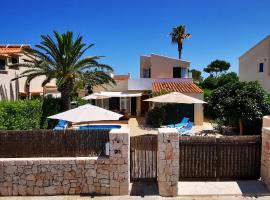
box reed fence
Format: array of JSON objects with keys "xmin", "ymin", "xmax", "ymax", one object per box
[{"xmin": 0, "ymin": 129, "xmax": 109, "ymax": 157}]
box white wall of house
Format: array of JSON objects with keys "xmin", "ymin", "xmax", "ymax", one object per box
[
  {"xmin": 93, "ymin": 79, "xmax": 128, "ymax": 93},
  {"xmin": 239, "ymin": 35, "xmax": 270, "ymax": 93},
  {"xmin": 140, "ymin": 54, "xmax": 191, "ymax": 79},
  {"xmin": 0, "ymin": 52, "xmax": 57, "ymax": 100}
]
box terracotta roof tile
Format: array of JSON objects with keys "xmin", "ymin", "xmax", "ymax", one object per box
[
  {"xmin": 113, "ymin": 75, "xmax": 130, "ymax": 80},
  {"xmin": 0, "ymin": 45, "xmax": 30, "ymax": 54},
  {"xmin": 152, "ymin": 82, "xmax": 203, "ymax": 93}
]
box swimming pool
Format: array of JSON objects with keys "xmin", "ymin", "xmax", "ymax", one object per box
[{"xmin": 79, "ymin": 125, "xmax": 121, "ymax": 130}]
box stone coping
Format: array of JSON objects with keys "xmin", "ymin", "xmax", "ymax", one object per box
[
  {"xmin": 0, "ymin": 156, "xmax": 109, "ymax": 162},
  {"xmin": 110, "ymin": 128, "xmax": 130, "ymax": 134},
  {"xmin": 158, "ymin": 128, "xmax": 178, "ymax": 133},
  {"xmin": 262, "ymin": 127, "xmax": 270, "ymax": 132}
]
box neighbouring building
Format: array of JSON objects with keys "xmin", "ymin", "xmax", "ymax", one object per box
[
  {"xmin": 239, "ymin": 35, "xmax": 270, "ymax": 93},
  {"xmin": 0, "ymin": 44, "xmax": 58, "ymax": 100},
  {"xmin": 92, "ymin": 54, "xmax": 204, "ymax": 125}
]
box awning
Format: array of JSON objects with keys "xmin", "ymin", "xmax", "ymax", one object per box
[
  {"xmin": 82, "ymin": 93, "xmax": 110, "ymax": 100},
  {"xmin": 95, "ymin": 92, "xmax": 142, "ymax": 98}
]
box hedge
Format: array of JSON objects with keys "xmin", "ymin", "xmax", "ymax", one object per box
[{"xmin": 0, "ymin": 97, "xmax": 62, "ymax": 130}]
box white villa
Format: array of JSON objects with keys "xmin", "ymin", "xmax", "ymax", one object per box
[
  {"xmin": 0, "ymin": 44, "xmax": 58, "ymax": 100},
  {"xmin": 0, "ymin": 45, "xmax": 204, "ymax": 125},
  {"xmin": 239, "ymin": 35, "xmax": 270, "ymax": 93},
  {"xmin": 91, "ymin": 54, "xmax": 204, "ymax": 125}
]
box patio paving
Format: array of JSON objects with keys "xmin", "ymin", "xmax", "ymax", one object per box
[
  {"xmin": 128, "ymin": 117, "xmax": 158, "ymax": 136},
  {"xmin": 128, "ymin": 117, "xmax": 215, "ymax": 136},
  {"xmin": 178, "ymin": 180, "xmax": 269, "ymax": 196}
]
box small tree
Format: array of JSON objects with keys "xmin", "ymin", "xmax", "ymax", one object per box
[
  {"xmin": 190, "ymin": 69, "xmax": 203, "ymax": 84},
  {"xmin": 204, "ymin": 60, "xmax": 230, "ymax": 77},
  {"xmin": 207, "ymin": 81, "xmax": 270, "ymax": 135}
]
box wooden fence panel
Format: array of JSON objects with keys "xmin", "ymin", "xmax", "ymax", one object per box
[
  {"xmin": 218, "ymin": 136, "xmax": 261, "ymax": 179},
  {"xmin": 130, "ymin": 135, "xmax": 157, "ymax": 182},
  {"xmin": 0, "ymin": 129, "xmax": 109, "ymax": 157},
  {"xmin": 179, "ymin": 136, "xmax": 217, "ymax": 180},
  {"xmin": 179, "ymin": 136, "xmax": 261, "ymax": 180}
]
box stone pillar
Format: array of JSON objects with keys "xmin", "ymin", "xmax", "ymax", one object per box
[
  {"xmin": 261, "ymin": 116, "xmax": 270, "ymax": 189},
  {"xmin": 157, "ymin": 128, "xmax": 179, "ymax": 197},
  {"xmin": 109, "ymin": 128, "xmax": 129, "ymax": 195}
]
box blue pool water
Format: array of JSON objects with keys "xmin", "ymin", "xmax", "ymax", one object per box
[{"xmin": 79, "ymin": 125, "xmax": 121, "ymax": 130}]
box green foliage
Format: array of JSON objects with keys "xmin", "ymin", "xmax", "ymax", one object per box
[
  {"xmin": 216, "ymin": 72, "xmax": 238, "ymax": 87},
  {"xmin": 201, "ymin": 72, "xmax": 239, "ymax": 90},
  {"xmin": 190, "ymin": 69, "xmax": 203, "ymax": 84},
  {"xmin": 152, "ymin": 90, "xmax": 169, "ymax": 97},
  {"xmin": 206, "ymin": 81, "xmax": 270, "ymax": 130},
  {"xmin": 13, "ymin": 31, "xmax": 115, "ymax": 110},
  {"xmin": 40, "ymin": 97, "xmax": 62, "ymax": 129},
  {"xmin": 0, "ymin": 99, "xmax": 43, "ymax": 130},
  {"xmin": 203, "ymin": 89, "xmax": 213, "ymax": 101},
  {"xmin": 74, "ymin": 97, "xmax": 88, "ymax": 106},
  {"xmin": 200, "ymin": 76, "xmax": 218, "ymax": 90},
  {"xmin": 169, "ymin": 25, "xmax": 191, "ymax": 59},
  {"xmin": 0, "ymin": 98, "xmax": 62, "ymax": 130},
  {"xmin": 145, "ymin": 106, "xmax": 166, "ymax": 128},
  {"xmin": 203, "ymin": 60, "xmax": 231, "ymax": 77}
]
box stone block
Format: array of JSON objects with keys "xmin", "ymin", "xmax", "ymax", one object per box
[
  {"xmin": 110, "ymin": 186, "xmax": 119, "ymax": 195},
  {"xmin": 44, "ymin": 186, "xmax": 56, "ymax": 195},
  {"xmin": 119, "ymin": 182, "xmax": 129, "ymax": 195},
  {"xmin": 85, "ymin": 169, "xmax": 96, "ymax": 177}
]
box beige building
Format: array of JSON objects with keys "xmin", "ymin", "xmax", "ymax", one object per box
[
  {"xmin": 140, "ymin": 54, "xmax": 191, "ymax": 79},
  {"xmin": 0, "ymin": 45, "xmax": 57, "ymax": 100},
  {"xmin": 239, "ymin": 35, "xmax": 270, "ymax": 93},
  {"xmin": 91, "ymin": 54, "xmax": 204, "ymax": 125}
]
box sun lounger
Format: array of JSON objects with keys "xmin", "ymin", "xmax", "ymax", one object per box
[
  {"xmin": 53, "ymin": 120, "xmax": 68, "ymax": 130},
  {"xmin": 177, "ymin": 122, "xmax": 193, "ymax": 135},
  {"xmin": 167, "ymin": 117, "xmax": 189, "ymax": 128}
]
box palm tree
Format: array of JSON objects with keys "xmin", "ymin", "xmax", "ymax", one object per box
[
  {"xmin": 13, "ymin": 31, "xmax": 115, "ymax": 110},
  {"xmin": 169, "ymin": 25, "xmax": 191, "ymax": 59}
]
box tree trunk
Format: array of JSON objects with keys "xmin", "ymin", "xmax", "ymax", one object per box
[
  {"xmin": 178, "ymin": 42, "xmax": 183, "ymax": 59},
  {"xmin": 59, "ymin": 78, "xmax": 74, "ymax": 111},
  {"xmin": 61, "ymin": 91, "xmax": 71, "ymax": 111},
  {"xmin": 239, "ymin": 119, "xmax": 243, "ymax": 135}
]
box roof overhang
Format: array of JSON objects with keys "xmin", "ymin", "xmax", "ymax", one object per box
[{"xmin": 96, "ymin": 91, "xmax": 142, "ymax": 97}]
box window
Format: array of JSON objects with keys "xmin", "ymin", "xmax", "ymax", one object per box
[
  {"xmin": 11, "ymin": 57, "xmax": 18, "ymax": 64},
  {"xmin": 259, "ymin": 63, "xmax": 264, "ymax": 72},
  {"xmin": 0, "ymin": 59, "xmax": 5, "ymax": 70},
  {"xmin": 143, "ymin": 68, "xmax": 151, "ymax": 78},
  {"xmin": 173, "ymin": 67, "xmax": 182, "ymax": 78}
]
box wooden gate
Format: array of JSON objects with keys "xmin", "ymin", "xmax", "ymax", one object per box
[
  {"xmin": 179, "ymin": 136, "xmax": 261, "ymax": 180},
  {"xmin": 130, "ymin": 135, "xmax": 157, "ymax": 182}
]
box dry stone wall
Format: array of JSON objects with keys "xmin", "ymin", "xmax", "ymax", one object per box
[
  {"xmin": 157, "ymin": 128, "xmax": 179, "ymax": 197},
  {"xmin": 261, "ymin": 116, "xmax": 270, "ymax": 190},
  {"xmin": 0, "ymin": 128, "xmax": 129, "ymax": 196}
]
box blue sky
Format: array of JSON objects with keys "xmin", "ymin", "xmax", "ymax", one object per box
[{"xmin": 1, "ymin": 0, "xmax": 270, "ymax": 77}]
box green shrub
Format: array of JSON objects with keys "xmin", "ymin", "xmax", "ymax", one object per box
[
  {"xmin": 0, "ymin": 99, "xmax": 42, "ymax": 130},
  {"xmin": 216, "ymin": 72, "xmax": 238, "ymax": 87},
  {"xmin": 0, "ymin": 97, "xmax": 62, "ymax": 130},
  {"xmin": 74, "ymin": 97, "xmax": 88, "ymax": 106},
  {"xmin": 145, "ymin": 106, "xmax": 166, "ymax": 128},
  {"xmin": 40, "ymin": 97, "xmax": 62, "ymax": 129},
  {"xmin": 206, "ymin": 81, "xmax": 270, "ymax": 135},
  {"xmin": 201, "ymin": 76, "xmax": 218, "ymax": 90}
]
